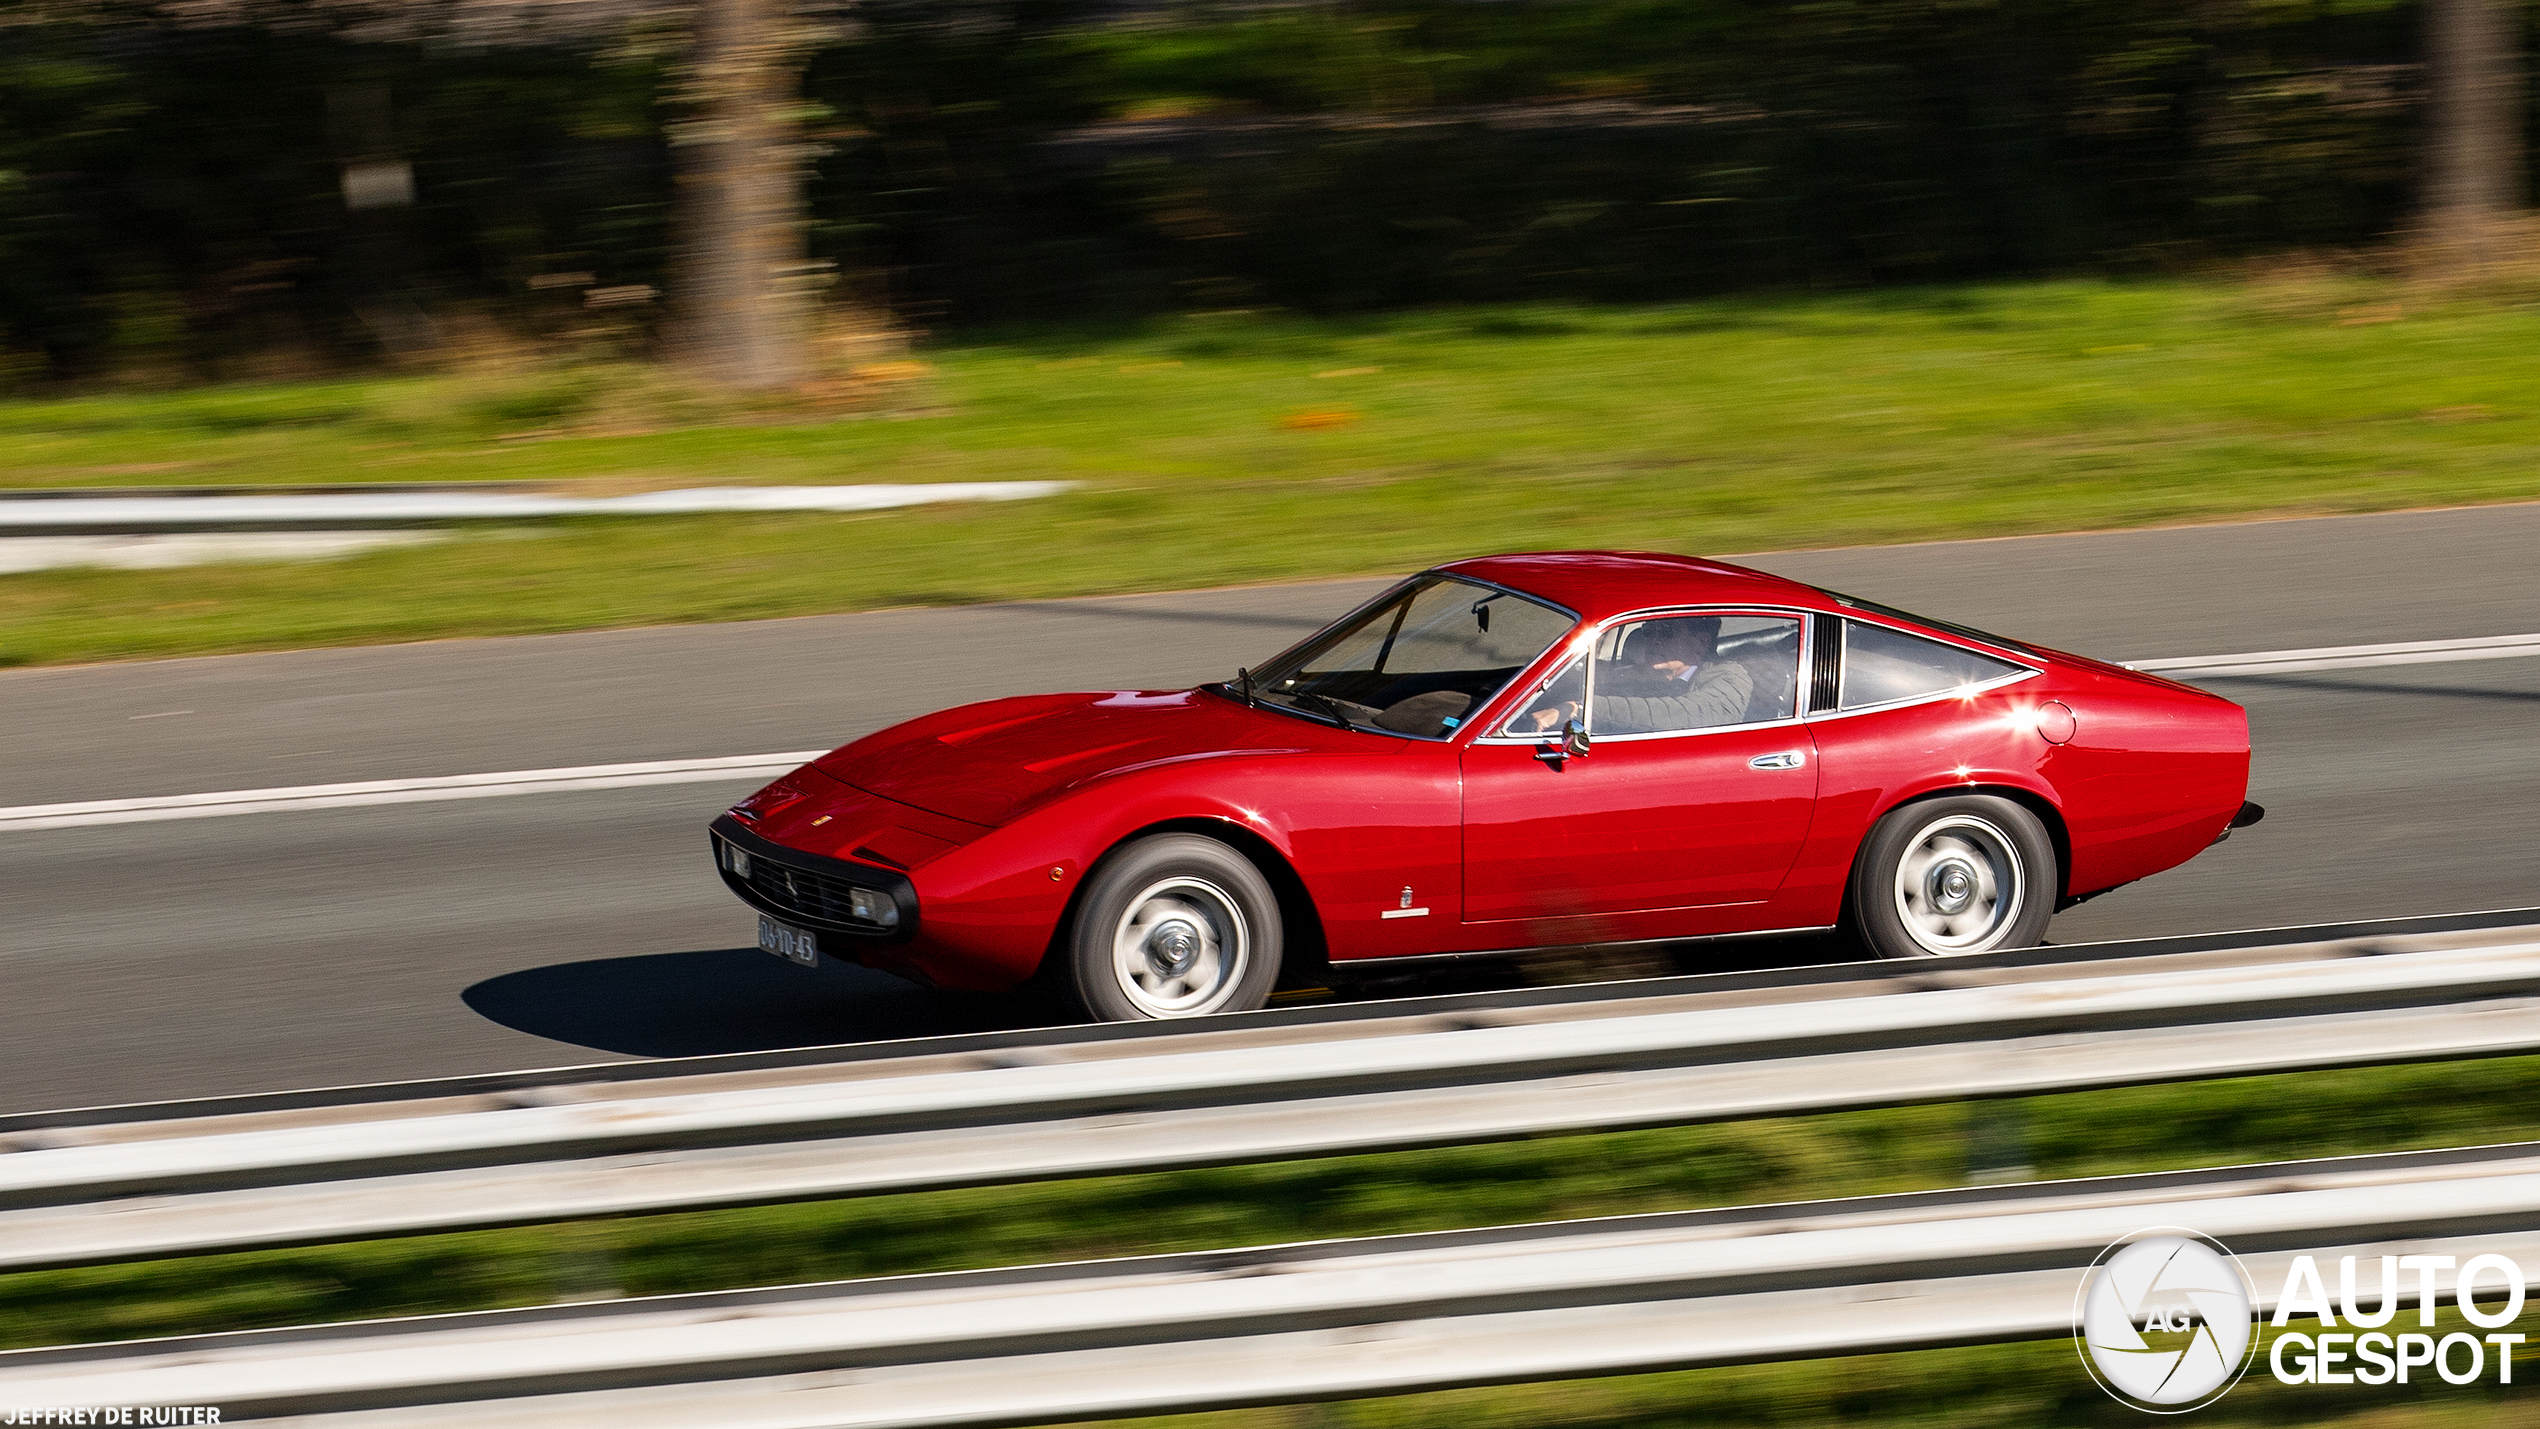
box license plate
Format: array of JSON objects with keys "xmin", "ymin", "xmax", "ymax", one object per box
[{"xmin": 758, "ymin": 914, "xmax": 820, "ymax": 966}]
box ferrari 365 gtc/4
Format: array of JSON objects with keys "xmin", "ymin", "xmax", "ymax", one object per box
[{"xmin": 711, "ymin": 551, "xmax": 2256, "ymax": 1019}]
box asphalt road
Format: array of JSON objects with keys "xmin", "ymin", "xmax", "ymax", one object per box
[{"xmin": 5, "ymin": 503, "xmax": 2538, "ymax": 1112}]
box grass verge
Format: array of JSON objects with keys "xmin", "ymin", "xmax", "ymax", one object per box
[{"xmin": 3, "ymin": 277, "xmax": 2538, "ymax": 665}]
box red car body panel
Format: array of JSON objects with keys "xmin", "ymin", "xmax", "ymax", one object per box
[
  {"xmin": 714, "ymin": 551, "xmax": 2251, "ymax": 991},
  {"xmin": 1461, "ymin": 724, "xmax": 1821, "ymax": 921}
]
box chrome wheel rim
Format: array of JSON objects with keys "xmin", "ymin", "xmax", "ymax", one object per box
[
  {"xmin": 1892, "ymin": 814, "xmax": 2024, "ymax": 955},
  {"xmin": 1110, "ymin": 875, "xmax": 1249, "ymax": 1017}
]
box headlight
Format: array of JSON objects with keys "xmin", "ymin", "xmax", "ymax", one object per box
[
  {"xmin": 724, "ymin": 845, "xmax": 752, "ymax": 878},
  {"xmin": 849, "ymin": 887, "xmax": 900, "ymax": 928}
]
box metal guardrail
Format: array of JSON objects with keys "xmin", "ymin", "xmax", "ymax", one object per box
[
  {"xmin": 13, "ymin": 905, "xmax": 2529, "ymax": 1131},
  {"xmin": 4, "ymin": 924, "xmax": 2539, "ymax": 1272},
  {"xmin": 8, "ymin": 1141, "xmax": 2540, "ymax": 1425}
]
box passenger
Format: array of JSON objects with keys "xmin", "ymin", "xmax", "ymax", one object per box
[{"xmin": 1528, "ymin": 617, "xmax": 1752, "ymax": 735}]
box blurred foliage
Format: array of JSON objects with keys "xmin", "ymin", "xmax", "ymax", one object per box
[
  {"xmin": 0, "ymin": 0, "xmax": 676, "ymax": 381},
  {"xmin": 2, "ymin": 0, "xmax": 2527, "ymax": 380}
]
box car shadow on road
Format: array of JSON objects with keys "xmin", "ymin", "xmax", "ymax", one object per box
[
  {"xmin": 461, "ymin": 948, "xmax": 1057, "ymax": 1059},
  {"xmin": 467, "ymin": 933, "xmax": 1870, "ymax": 1062}
]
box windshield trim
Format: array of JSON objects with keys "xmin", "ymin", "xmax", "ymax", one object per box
[
  {"xmin": 1470, "ymin": 602, "xmax": 1814, "ymax": 744},
  {"xmin": 1205, "ymin": 573, "xmax": 1581, "ymax": 742}
]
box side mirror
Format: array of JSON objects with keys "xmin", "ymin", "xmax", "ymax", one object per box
[{"xmin": 1537, "ymin": 717, "xmax": 1590, "ymax": 766}]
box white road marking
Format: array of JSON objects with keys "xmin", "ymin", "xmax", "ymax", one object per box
[
  {"xmin": 2128, "ymin": 632, "xmax": 2540, "ymax": 679},
  {"xmin": 0, "ymin": 483, "xmax": 1073, "ymax": 532},
  {"xmin": 4, "ymin": 633, "xmax": 2532, "ymax": 833},
  {"xmin": 0, "ymin": 531, "xmax": 442, "ymax": 573},
  {"xmin": 0, "ymin": 753, "xmax": 824, "ymax": 832}
]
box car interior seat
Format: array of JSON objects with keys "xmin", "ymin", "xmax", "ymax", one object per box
[{"xmin": 1736, "ymin": 626, "xmax": 1800, "ymax": 723}]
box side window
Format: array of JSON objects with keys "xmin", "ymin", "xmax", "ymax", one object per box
[
  {"xmin": 1499, "ymin": 655, "xmax": 1585, "ymax": 737},
  {"xmin": 1590, "ymin": 615, "xmax": 1800, "ymax": 734},
  {"xmin": 1839, "ymin": 621, "xmax": 2026, "ymax": 709}
]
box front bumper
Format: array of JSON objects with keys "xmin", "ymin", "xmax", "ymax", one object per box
[{"xmin": 709, "ymin": 814, "xmax": 920, "ymax": 945}]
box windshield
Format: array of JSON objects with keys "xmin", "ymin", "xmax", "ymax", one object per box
[{"xmin": 1226, "ymin": 576, "xmax": 1576, "ymax": 738}]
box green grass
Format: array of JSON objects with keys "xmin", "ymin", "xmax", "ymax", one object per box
[
  {"xmin": 8, "ymin": 1053, "xmax": 2540, "ymax": 1429},
  {"xmin": 4, "ymin": 276, "xmax": 2538, "ymax": 665}
]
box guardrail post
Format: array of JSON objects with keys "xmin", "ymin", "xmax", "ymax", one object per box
[
  {"xmin": 546, "ymin": 1224, "xmax": 624, "ymax": 1304},
  {"xmin": 1965, "ymin": 1099, "xmax": 2032, "ymax": 1185}
]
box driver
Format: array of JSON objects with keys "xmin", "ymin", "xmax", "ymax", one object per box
[{"xmin": 1528, "ymin": 617, "xmax": 1752, "ymax": 735}]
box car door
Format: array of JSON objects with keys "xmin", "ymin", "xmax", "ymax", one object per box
[{"xmin": 1460, "ymin": 611, "xmax": 1820, "ymax": 923}]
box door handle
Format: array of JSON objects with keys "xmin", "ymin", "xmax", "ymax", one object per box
[{"xmin": 1749, "ymin": 751, "xmax": 1805, "ymax": 770}]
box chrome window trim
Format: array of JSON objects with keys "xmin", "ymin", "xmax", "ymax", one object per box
[
  {"xmin": 1807, "ymin": 610, "xmax": 2046, "ymax": 723},
  {"xmin": 1571, "ymin": 715, "xmax": 1817, "ymax": 745},
  {"xmin": 1467, "ymin": 601, "xmax": 2047, "ymax": 744},
  {"xmin": 1236, "ymin": 571, "xmax": 1583, "ymax": 742},
  {"xmin": 1814, "ymin": 586, "xmax": 2039, "ymax": 662},
  {"xmin": 1803, "ymin": 664, "xmax": 2043, "ymax": 723},
  {"xmin": 1468, "ymin": 639, "xmax": 1597, "ymax": 745},
  {"xmin": 1469, "ymin": 603, "xmax": 1813, "ymax": 746}
]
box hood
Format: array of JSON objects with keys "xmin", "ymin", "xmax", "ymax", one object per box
[{"xmin": 814, "ymin": 688, "xmax": 1328, "ymax": 826}]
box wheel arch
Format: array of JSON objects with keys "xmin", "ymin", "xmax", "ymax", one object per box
[
  {"xmin": 1861, "ymin": 782, "xmax": 2073, "ymax": 906},
  {"xmin": 1038, "ymin": 816, "xmax": 1330, "ymax": 989}
]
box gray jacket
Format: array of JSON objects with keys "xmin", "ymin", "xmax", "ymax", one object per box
[{"xmin": 1593, "ymin": 659, "xmax": 1753, "ymax": 734}]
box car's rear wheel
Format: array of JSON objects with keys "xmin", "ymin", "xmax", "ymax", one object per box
[
  {"xmin": 1068, "ymin": 834, "xmax": 1283, "ymax": 1020},
  {"xmin": 1850, "ymin": 795, "xmax": 2055, "ymax": 958}
]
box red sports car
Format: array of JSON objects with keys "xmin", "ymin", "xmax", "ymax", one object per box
[{"xmin": 712, "ymin": 551, "xmax": 2257, "ymax": 1019}]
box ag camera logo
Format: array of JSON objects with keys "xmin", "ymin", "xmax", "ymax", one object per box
[{"xmin": 2075, "ymin": 1229, "xmax": 2259, "ymax": 1412}]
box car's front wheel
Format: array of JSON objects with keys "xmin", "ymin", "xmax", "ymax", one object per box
[
  {"xmin": 1850, "ymin": 795, "xmax": 2056, "ymax": 958},
  {"xmin": 1067, "ymin": 834, "xmax": 1283, "ymax": 1020}
]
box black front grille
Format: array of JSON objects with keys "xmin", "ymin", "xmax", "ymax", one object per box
[
  {"xmin": 710, "ymin": 816, "xmax": 916, "ymax": 941},
  {"xmin": 737, "ymin": 856, "xmax": 870, "ymax": 925}
]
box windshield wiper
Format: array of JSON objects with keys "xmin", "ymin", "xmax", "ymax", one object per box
[{"xmin": 1286, "ymin": 690, "xmax": 1357, "ymax": 730}]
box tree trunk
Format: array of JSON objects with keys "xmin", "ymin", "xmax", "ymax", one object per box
[
  {"xmin": 674, "ymin": 0, "xmax": 811, "ymax": 390},
  {"xmin": 2422, "ymin": 0, "xmax": 2525, "ymax": 260}
]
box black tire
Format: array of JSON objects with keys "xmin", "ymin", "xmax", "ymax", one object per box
[
  {"xmin": 1066, "ymin": 834, "xmax": 1283, "ymax": 1020},
  {"xmin": 1849, "ymin": 795, "xmax": 2056, "ymax": 959}
]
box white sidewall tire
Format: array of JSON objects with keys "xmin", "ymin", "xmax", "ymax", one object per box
[
  {"xmin": 1069, "ymin": 834, "xmax": 1284, "ymax": 1020},
  {"xmin": 1851, "ymin": 794, "xmax": 2057, "ymax": 959}
]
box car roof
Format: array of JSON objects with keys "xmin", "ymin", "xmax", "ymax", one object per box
[{"xmin": 1434, "ymin": 550, "xmax": 1834, "ymax": 624}]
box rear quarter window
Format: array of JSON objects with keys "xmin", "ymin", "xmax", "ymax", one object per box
[{"xmin": 1839, "ymin": 621, "xmax": 2027, "ymax": 709}]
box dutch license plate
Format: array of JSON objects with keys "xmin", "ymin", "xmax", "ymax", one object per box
[{"xmin": 758, "ymin": 914, "xmax": 820, "ymax": 967}]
